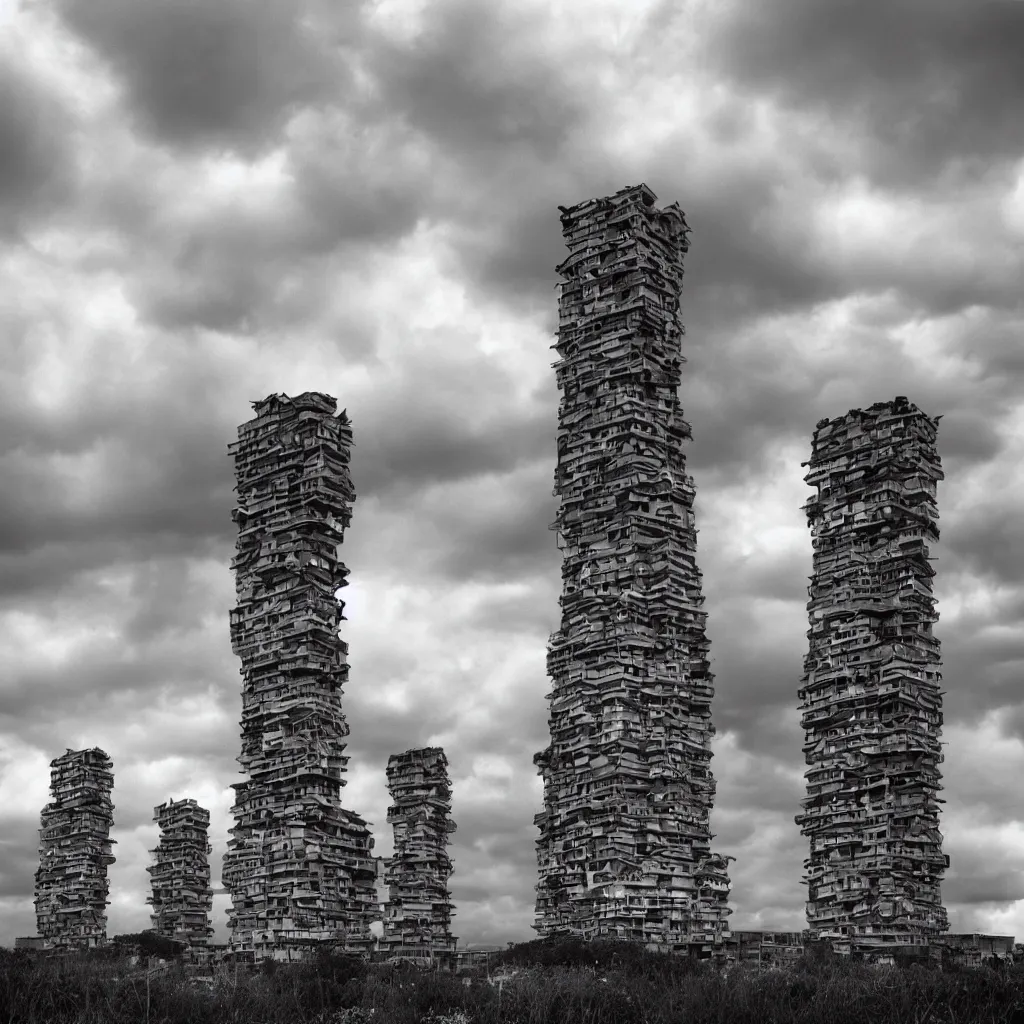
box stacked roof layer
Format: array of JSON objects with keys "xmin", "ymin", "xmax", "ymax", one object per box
[
  {"xmin": 383, "ymin": 747, "xmax": 458, "ymax": 958},
  {"xmin": 147, "ymin": 798, "xmax": 214, "ymax": 948},
  {"xmin": 222, "ymin": 392, "xmax": 376, "ymax": 960},
  {"xmin": 796, "ymin": 397, "xmax": 949, "ymax": 955},
  {"xmin": 534, "ymin": 184, "xmax": 733, "ymax": 953},
  {"xmin": 34, "ymin": 747, "xmax": 117, "ymax": 949}
]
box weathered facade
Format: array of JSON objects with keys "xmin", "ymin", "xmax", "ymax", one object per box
[
  {"xmin": 796, "ymin": 397, "xmax": 949, "ymax": 955},
  {"xmin": 382, "ymin": 747, "xmax": 458, "ymax": 960},
  {"xmin": 34, "ymin": 747, "xmax": 117, "ymax": 949},
  {"xmin": 933, "ymin": 933, "xmax": 1015, "ymax": 968},
  {"xmin": 534, "ymin": 184, "xmax": 733, "ymax": 954},
  {"xmin": 147, "ymin": 798, "xmax": 214, "ymax": 948},
  {"xmin": 370, "ymin": 855, "xmax": 390, "ymax": 950},
  {"xmin": 719, "ymin": 930, "xmax": 1014, "ymax": 969},
  {"xmin": 222, "ymin": 392, "xmax": 377, "ymax": 961}
]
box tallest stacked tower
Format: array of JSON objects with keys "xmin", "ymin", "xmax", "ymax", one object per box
[{"xmin": 534, "ymin": 184, "xmax": 732, "ymax": 954}]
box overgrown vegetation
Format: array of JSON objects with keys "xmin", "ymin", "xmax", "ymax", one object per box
[{"xmin": 2, "ymin": 936, "xmax": 1024, "ymax": 1024}]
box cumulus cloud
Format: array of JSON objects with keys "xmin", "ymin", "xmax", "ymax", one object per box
[
  {"xmin": 52, "ymin": 0, "xmax": 347, "ymax": 154},
  {"xmin": 0, "ymin": 47, "xmax": 77, "ymax": 231},
  {"xmin": 706, "ymin": 0, "xmax": 1024, "ymax": 189}
]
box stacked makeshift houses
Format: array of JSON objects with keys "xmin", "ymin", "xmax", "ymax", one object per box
[
  {"xmin": 382, "ymin": 747, "xmax": 458, "ymax": 961},
  {"xmin": 34, "ymin": 748, "xmax": 117, "ymax": 949},
  {"xmin": 727, "ymin": 931, "xmax": 806, "ymax": 968},
  {"xmin": 221, "ymin": 392, "xmax": 377, "ymax": 961},
  {"xmin": 533, "ymin": 183, "xmax": 733, "ymax": 956},
  {"xmin": 796, "ymin": 397, "xmax": 949, "ymax": 956},
  {"xmin": 147, "ymin": 798, "xmax": 214, "ymax": 949}
]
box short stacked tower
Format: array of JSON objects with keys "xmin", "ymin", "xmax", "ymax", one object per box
[
  {"xmin": 34, "ymin": 748, "xmax": 117, "ymax": 949},
  {"xmin": 382, "ymin": 748, "xmax": 457, "ymax": 961},
  {"xmin": 796, "ymin": 397, "xmax": 949, "ymax": 956},
  {"xmin": 147, "ymin": 798, "xmax": 214, "ymax": 949}
]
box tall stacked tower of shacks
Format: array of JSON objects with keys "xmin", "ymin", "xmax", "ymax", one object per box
[
  {"xmin": 796, "ymin": 397, "xmax": 949, "ymax": 956},
  {"xmin": 34, "ymin": 748, "xmax": 117, "ymax": 949},
  {"xmin": 147, "ymin": 798, "xmax": 214, "ymax": 949},
  {"xmin": 382, "ymin": 747, "xmax": 457, "ymax": 960},
  {"xmin": 222, "ymin": 392, "xmax": 377, "ymax": 961},
  {"xmin": 534, "ymin": 184, "xmax": 733, "ymax": 954}
]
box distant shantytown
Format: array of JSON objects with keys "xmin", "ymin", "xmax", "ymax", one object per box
[{"xmin": 16, "ymin": 185, "xmax": 1013, "ymax": 970}]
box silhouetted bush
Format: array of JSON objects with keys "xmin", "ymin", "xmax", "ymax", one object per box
[{"xmin": 301, "ymin": 947, "xmax": 369, "ymax": 985}]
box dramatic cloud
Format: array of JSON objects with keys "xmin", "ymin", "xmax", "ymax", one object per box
[
  {"xmin": 706, "ymin": 0, "xmax": 1024, "ymax": 189},
  {"xmin": 0, "ymin": 45, "xmax": 77, "ymax": 232},
  {"xmin": 52, "ymin": 0, "xmax": 345, "ymax": 154},
  {"xmin": 1, "ymin": 0, "xmax": 1022, "ymax": 950}
]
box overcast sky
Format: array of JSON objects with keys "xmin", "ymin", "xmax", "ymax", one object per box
[{"xmin": 2, "ymin": 0, "xmax": 1024, "ymax": 950}]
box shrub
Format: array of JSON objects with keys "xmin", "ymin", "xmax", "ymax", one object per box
[
  {"xmin": 5, "ymin": 940, "xmax": 1024, "ymax": 1024},
  {"xmin": 302, "ymin": 948, "xmax": 370, "ymax": 985}
]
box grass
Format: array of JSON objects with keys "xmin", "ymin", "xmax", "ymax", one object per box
[{"xmin": 3, "ymin": 937, "xmax": 1024, "ymax": 1024}]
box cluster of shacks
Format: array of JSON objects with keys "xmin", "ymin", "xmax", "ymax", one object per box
[
  {"xmin": 20, "ymin": 184, "xmax": 1013, "ymax": 967},
  {"xmin": 796, "ymin": 400, "xmax": 949, "ymax": 955},
  {"xmin": 147, "ymin": 799, "xmax": 215, "ymax": 949},
  {"xmin": 533, "ymin": 184, "xmax": 733, "ymax": 953}
]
